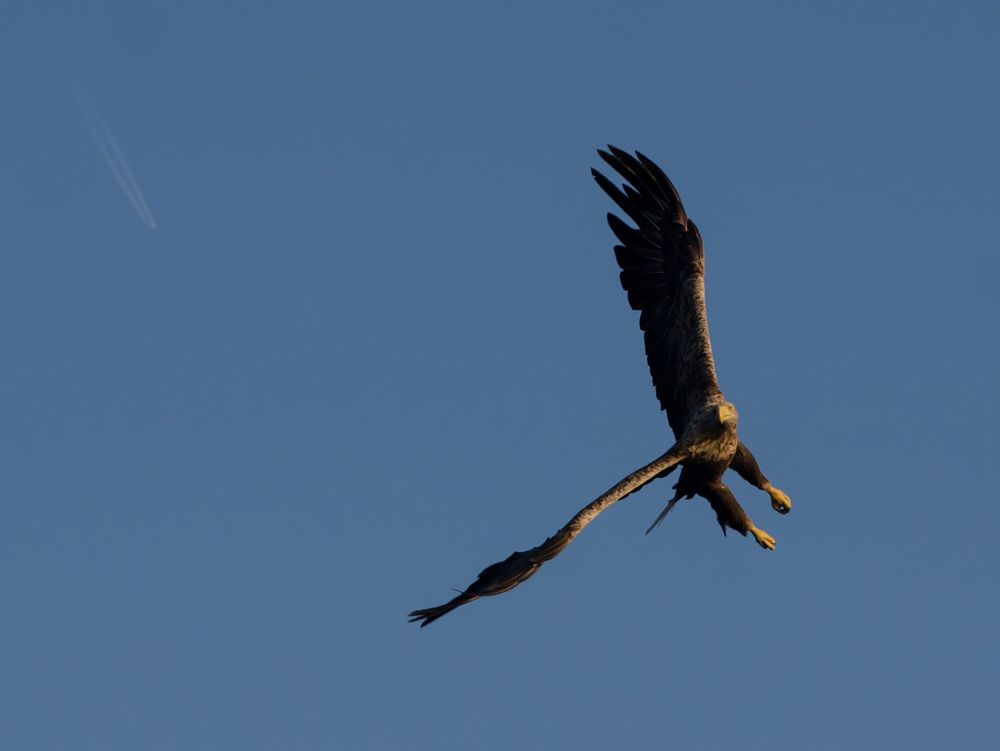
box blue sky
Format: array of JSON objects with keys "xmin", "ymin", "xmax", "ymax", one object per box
[{"xmin": 2, "ymin": 1, "xmax": 998, "ymax": 748}]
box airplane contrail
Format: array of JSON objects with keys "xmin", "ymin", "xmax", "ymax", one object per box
[{"xmin": 77, "ymin": 93, "xmax": 157, "ymax": 229}]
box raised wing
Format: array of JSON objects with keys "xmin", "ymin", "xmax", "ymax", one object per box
[{"xmin": 592, "ymin": 147, "xmax": 723, "ymax": 438}]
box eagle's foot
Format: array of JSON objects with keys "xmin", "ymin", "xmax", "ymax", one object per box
[
  {"xmin": 749, "ymin": 525, "xmax": 776, "ymax": 550},
  {"xmin": 766, "ymin": 485, "xmax": 791, "ymax": 515}
]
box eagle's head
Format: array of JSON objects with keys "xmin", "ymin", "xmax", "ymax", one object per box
[{"xmin": 716, "ymin": 402, "xmax": 739, "ymax": 428}]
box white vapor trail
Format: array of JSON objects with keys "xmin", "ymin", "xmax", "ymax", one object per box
[{"xmin": 78, "ymin": 94, "xmax": 157, "ymax": 229}]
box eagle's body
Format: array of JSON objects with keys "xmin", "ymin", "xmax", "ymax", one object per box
[{"xmin": 409, "ymin": 148, "xmax": 791, "ymax": 627}]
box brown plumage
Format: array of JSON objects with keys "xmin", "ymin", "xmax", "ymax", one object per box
[{"xmin": 409, "ymin": 147, "xmax": 791, "ymax": 627}]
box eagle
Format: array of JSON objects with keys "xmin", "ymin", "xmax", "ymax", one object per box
[{"xmin": 409, "ymin": 147, "xmax": 792, "ymax": 627}]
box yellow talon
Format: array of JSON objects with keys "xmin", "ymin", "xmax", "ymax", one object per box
[
  {"xmin": 766, "ymin": 485, "xmax": 792, "ymax": 515},
  {"xmin": 749, "ymin": 525, "xmax": 776, "ymax": 550}
]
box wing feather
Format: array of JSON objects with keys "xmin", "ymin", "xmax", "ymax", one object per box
[{"xmin": 593, "ymin": 147, "xmax": 722, "ymax": 437}]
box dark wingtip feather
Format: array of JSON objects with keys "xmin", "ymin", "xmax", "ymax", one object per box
[
  {"xmin": 607, "ymin": 213, "xmax": 644, "ymax": 245},
  {"xmin": 592, "ymin": 168, "xmax": 653, "ymax": 229},
  {"xmin": 633, "ymin": 150, "xmax": 686, "ymax": 219},
  {"xmin": 597, "ymin": 148, "xmax": 638, "ymax": 186},
  {"xmin": 408, "ymin": 591, "xmax": 479, "ymax": 628},
  {"xmin": 596, "ymin": 148, "xmax": 620, "ymax": 172},
  {"xmin": 599, "ymin": 147, "xmax": 677, "ymax": 212}
]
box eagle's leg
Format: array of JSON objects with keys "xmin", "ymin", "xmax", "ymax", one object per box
[
  {"xmin": 765, "ymin": 485, "xmax": 791, "ymax": 514},
  {"xmin": 701, "ymin": 482, "xmax": 776, "ymax": 551},
  {"xmin": 729, "ymin": 441, "xmax": 791, "ymax": 515},
  {"xmin": 748, "ymin": 525, "xmax": 776, "ymax": 550}
]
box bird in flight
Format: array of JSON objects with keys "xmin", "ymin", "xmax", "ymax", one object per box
[{"xmin": 409, "ymin": 147, "xmax": 792, "ymax": 627}]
